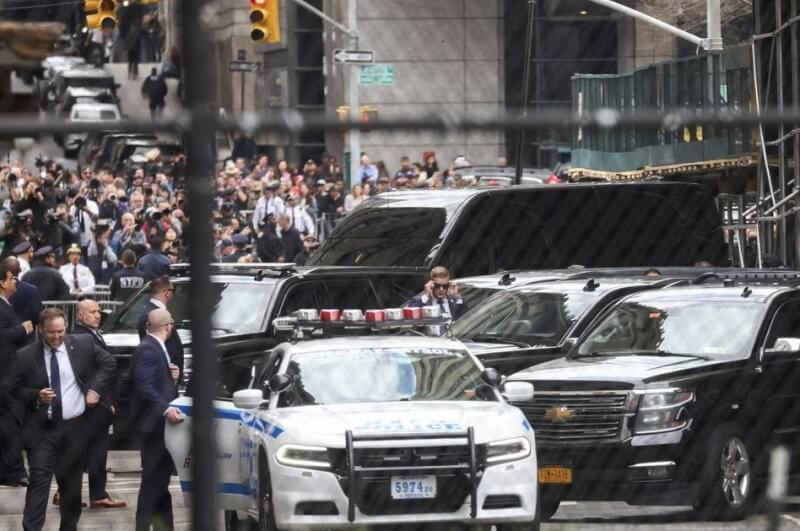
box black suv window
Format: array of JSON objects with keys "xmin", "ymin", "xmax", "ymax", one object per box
[
  {"xmin": 278, "ymin": 279, "xmax": 378, "ymax": 315},
  {"xmin": 107, "ymin": 280, "xmax": 276, "ymax": 335},
  {"xmin": 766, "ymin": 299, "xmax": 800, "ymax": 348}
]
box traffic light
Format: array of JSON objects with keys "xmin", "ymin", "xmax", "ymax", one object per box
[
  {"xmin": 85, "ymin": 0, "xmax": 117, "ymax": 30},
  {"xmin": 250, "ymin": 0, "xmax": 281, "ymax": 44}
]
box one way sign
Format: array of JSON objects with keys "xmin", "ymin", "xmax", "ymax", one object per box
[{"xmin": 333, "ymin": 49, "xmax": 374, "ymax": 64}]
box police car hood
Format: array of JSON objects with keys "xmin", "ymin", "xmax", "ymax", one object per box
[{"xmin": 273, "ymin": 401, "xmax": 527, "ymax": 446}]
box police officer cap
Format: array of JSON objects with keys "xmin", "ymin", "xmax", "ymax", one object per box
[
  {"xmin": 232, "ymin": 233, "xmax": 248, "ymax": 245},
  {"xmin": 33, "ymin": 245, "xmax": 54, "ymax": 258},
  {"xmin": 264, "ymin": 180, "xmax": 280, "ymax": 191},
  {"xmin": 12, "ymin": 241, "xmax": 32, "ymax": 254},
  {"xmin": 221, "ymin": 238, "xmax": 233, "ymax": 248},
  {"xmin": 66, "ymin": 244, "xmax": 82, "ymax": 256}
]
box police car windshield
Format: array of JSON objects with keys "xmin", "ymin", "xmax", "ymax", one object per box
[
  {"xmin": 451, "ymin": 287, "xmax": 597, "ymax": 346},
  {"xmin": 575, "ymin": 301, "xmax": 763, "ymax": 359},
  {"xmin": 107, "ymin": 280, "xmax": 275, "ymax": 336},
  {"xmin": 279, "ymin": 348, "xmax": 493, "ymax": 406}
]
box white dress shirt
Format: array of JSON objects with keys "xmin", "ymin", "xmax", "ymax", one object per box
[
  {"xmin": 283, "ymin": 205, "xmax": 316, "ymax": 236},
  {"xmin": 59, "ymin": 263, "xmax": 96, "ymax": 292},
  {"xmin": 149, "ymin": 298, "xmax": 166, "ymax": 310},
  {"xmin": 18, "ymin": 258, "xmax": 30, "ymax": 274},
  {"xmin": 44, "ymin": 343, "xmax": 85, "ymax": 420},
  {"xmin": 252, "ymin": 195, "xmax": 286, "ymax": 229}
]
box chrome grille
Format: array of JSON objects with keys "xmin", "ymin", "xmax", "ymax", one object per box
[{"xmin": 513, "ymin": 391, "xmax": 632, "ymax": 445}]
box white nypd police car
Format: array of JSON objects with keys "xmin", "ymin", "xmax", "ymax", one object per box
[{"xmin": 165, "ymin": 335, "xmax": 539, "ymax": 530}]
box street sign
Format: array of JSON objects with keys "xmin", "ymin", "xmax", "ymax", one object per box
[
  {"xmin": 359, "ymin": 64, "xmax": 394, "ymax": 86},
  {"xmin": 333, "ymin": 48, "xmax": 374, "ymax": 64},
  {"xmin": 229, "ymin": 61, "xmax": 259, "ymax": 73}
]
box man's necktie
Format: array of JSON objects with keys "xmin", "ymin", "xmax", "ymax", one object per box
[
  {"xmin": 50, "ymin": 349, "xmax": 62, "ymax": 421},
  {"xmin": 73, "ymin": 265, "xmax": 79, "ymax": 290},
  {"xmin": 79, "ymin": 211, "xmax": 85, "ymax": 232},
  {"xmin": 438, "ymin": 299, "xmax": 446, "ymax": 315}
]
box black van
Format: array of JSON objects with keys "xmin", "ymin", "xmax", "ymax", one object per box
[{"xmin": 309, "ymin": 182, "xmax": 725, "ymax": 277}]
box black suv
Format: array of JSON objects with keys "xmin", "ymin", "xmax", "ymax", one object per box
[
  {"xmin": 507, "ymin": 272, "xmax": 800, "ymax": 521},
  {"xmin": 102, "ymin": 264, "xmax": 426, "ymax": 442}
]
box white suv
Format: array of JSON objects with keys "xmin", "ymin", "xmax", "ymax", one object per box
[{"xmin": 165, "ymin": 335, "xmax": 539, "ymax": 530}]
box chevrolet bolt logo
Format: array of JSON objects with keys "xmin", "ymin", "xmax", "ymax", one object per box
[{"xmin": 544, "ymin": 406, "xmax": 575, "ymax": 423}]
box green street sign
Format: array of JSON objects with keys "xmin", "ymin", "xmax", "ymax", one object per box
[{"xmin": 360, "ymin": 64, "xmax": 394, "ymax": 86}]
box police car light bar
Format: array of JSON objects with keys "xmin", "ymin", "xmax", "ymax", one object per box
[{"xmin": 273, "ymin": 307, "xmax": 450, "ymax": 333}]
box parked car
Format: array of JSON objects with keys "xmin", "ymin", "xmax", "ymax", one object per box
[
  {"xmin": 63, "ymin": 103, "xmax": 122, "ymax": 156},
  {"xmin": 49, "ymin": 65, "xmax": 117, "ymax": 111},
  {"xmin": 111, "ymin": 139, "xmax": 182, "ymax": 176},
  {"xmin": 55, "ymin": 86, "xmax": 118, "ymax": 119},
  {"xmin": 101, "ymin": 264, "xmax": 427, "ymax": 443},
  {"xmin": 309, "ymin": 182, "xmax": 726, "ymax": 276},
  {"xmin": 81, "ymin": 131, "xmax": 158, "ymax": 171},
  {"xmin": 507, "ymin": 272, "xmax": 800, "ymax": 521}
]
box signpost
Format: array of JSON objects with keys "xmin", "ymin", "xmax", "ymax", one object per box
[
  {"xmin": 333, "ymin": 48, "xmax": 374, "ymax": 64},
  {"xmin": 359, "ymin": 64, "xmax": 394, "ymax": 86},
  {"xmin": 229, "ymin": 49, "xmax": 259, "ymax": 113}
]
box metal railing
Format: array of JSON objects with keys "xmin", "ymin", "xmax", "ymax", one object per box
[{"xmin": 41, "ymin": 299, "xmax": 123, "ymax": 331}]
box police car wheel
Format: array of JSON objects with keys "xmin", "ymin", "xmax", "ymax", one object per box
[{"xmin": 257, "ymin": 457, "xmax": 278, "ymax": 531}]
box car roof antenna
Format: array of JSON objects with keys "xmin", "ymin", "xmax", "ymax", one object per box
[
  {"xmin": 583, "ymin": 278, "xmax": 599, "ymax": 292},
  {"xmin": 499, "ymin": 272, "xmax": 516, "ymax": 286},
  {"xmin": 741, "ymin": 286, "xmax": 752, "ymax": 298}
]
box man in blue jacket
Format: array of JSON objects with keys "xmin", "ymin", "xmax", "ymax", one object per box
[
  {"xmin": 137, "ymin": 237, "xmax": 171, "ymax": 281},
  {"xmin": 130, "ymin": 308, "xmax": 182, "ymax": 531}
]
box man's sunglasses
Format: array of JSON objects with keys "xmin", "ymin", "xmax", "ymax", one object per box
[{"xmin": 433, "ymin": 282, "xmax": 450, "ymax": 290}]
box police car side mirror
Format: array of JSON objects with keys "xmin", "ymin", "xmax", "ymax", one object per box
[
  {"xmin": 502, "ymin": 381, "xmax": 534, "ymax": 402},
  {"xmin": 232, "ymin": 389, "xmax": 265, "ymax": 410},
  {"xmin": 268, "ymin": 373, "xmax": 292, "ymax": 394},
  {"xmin": 480, "ymin": 368, "xmax": 502, "ymax": 388}
]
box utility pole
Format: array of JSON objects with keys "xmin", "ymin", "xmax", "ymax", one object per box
[
  {"xmin": 346, "ymin": 0, "xmax": 359, "ymax": 191},
  {"xmin": 514, "ymin": 0, "xmax": 535, "ymax": 185}
]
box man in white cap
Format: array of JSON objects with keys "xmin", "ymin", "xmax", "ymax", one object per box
[
  {"xmin": 251, "ymin": 180, "xmax": 285, "ymax": 230},
  {"xmin": 59, "ymin": 245, "xmax": 95, "ymax": 295}
]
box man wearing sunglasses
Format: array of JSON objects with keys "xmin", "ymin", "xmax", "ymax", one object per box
[{"xmin": 406, "ymin": 266, "xmax": 469, "ymax": 323}]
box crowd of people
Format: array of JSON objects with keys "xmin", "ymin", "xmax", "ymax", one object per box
[{"xmin": 0, "ymin": 136, "xmax": 504, "ymax": 298}]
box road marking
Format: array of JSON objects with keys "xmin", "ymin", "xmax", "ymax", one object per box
[
  {"xmin": 781, "ymin": 514, "xmax": 800, "ymax": 528},
  {"xmin": 559, "ymin": 501, "xmax": 578, "ymax": 506}
]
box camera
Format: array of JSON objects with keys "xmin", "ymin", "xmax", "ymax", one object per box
[{"xmin": 45, "ymin": 209, "xmax": 59, "ymax": 225}]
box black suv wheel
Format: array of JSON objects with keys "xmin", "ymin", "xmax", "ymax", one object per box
[{"xmin": 694, "ymin": 425, "xmax": 754, "ymax": 521}]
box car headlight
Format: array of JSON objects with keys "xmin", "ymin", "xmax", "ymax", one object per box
[
  {"xmin": 634, "ymin": 390, "xmax": 694, "ymax": 434},
  {"xmin": 485, "ymin": 436, "xmax": 531, "ymax": 465},
  {"xmin": 275, "ymin": 444, "xmax": 331, "ymax": 470}
]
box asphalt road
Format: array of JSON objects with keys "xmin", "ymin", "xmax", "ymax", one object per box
[{"xmin": 1, "ymin": 452, "xmax": 799, "ymax": 531}]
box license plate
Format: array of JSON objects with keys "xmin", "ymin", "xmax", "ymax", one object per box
[
  {"xmin": 390, "ymin": 475, "xmax": 437, "ymax": 499},
  {"xmin": 538, "ymin": 466, "xmax": 573, "ymax": 484}
]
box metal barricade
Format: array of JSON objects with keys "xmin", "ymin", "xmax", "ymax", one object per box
[{"xmin": 87, "ymin": 285, "xmax": 113, "ymax": 302}]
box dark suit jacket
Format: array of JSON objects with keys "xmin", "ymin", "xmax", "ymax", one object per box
[
  {"xmin": 137, "ymin": 301, "xmax": 183, "ymax": 381},
  {"xmin": 23, "ymin": 265, "xmax": 71, "ymax": 301},
  {"xmin": 130, "ymin": 335, "xmax": 178, "ymax": 434},
  {"xmin": 0, "ymin": 298, "xmax": 28, "ymax": 405},
  {"xmin": 14, "ymin": 335, "xmax": 116, "ymax": 446},
  {"xmin": 72, "ymin": 322, "xmax": 118, "ymax": 409},
  {"xmin": 406, "ymin": 294, "xmax": 469, "ymax": 320},
  {"xmin": 10, "ymin": 281, "xmax": 42, "ymax": 345}
]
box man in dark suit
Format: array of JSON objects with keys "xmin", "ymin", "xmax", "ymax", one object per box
[
  {"xmin": 6, "ymin": 257, "xmax": 43, "ymax": 345},
  {"xmin": 137, "ymin": 275, "xmax": 183, "ymax": 383},
  {"xmin": 278, "ymin": 214, "xmax": 303, "ymax": 263},
  {"xmin": 131, "ymin": 308, "xmax": 182, "ymax": 530},
  {"xmin": 68, "ymin": 299, "xmax": 126, "ymax": 509},
  {"xmin": 0, "ymin": 261, "xmax": 34, "ymax": 487},
  {"xmin": 22, "ymin": 246, "xmax": 71, "ymax": 301},
  {"xmin": 405, "ymin": 266, "xmax": 470, "ymax": 320},
  {"xmin": 15, "ymin": 307, "xmax": 116, "ymax": 531}
]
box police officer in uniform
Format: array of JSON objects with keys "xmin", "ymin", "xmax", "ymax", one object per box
[
  {"xmin": 23, "ymin": 247, "xmax": 71, "ymax": 301},
  {"xmin": 109, "ymin": 250, "xmax": 147, "ymax": 301}
]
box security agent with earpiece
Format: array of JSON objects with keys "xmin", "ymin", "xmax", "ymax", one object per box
[{"xmin": 405, "ymin": 266, "xmax": 469, "ymax": 320}]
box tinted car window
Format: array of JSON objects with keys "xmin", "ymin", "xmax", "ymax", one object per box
[
  {"xmin": 107, "ymin": 280, "xmax": 276, "ymax": 336},
  {"xmin": 452, "ymin": 288, "xmax": 596, "ymax": 345},
  {"xmin": 311, "ymin": 207, "xmax": 446, "ymax": 266},
  {"xmin": 215, "ymin": 354, "xmax": 265, "ymax": 399},
  {"xmin": 278, "ymin": 279, "xmax": 378, "ymax": 315},
  {"xmin": 576, "ymin": 300, "xmax": 762, "ymax": 359}
]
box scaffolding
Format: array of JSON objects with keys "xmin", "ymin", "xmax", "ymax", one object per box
[{"xmin": 753, "ymin": 0, "xmax": 800, "ymax": 268}]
